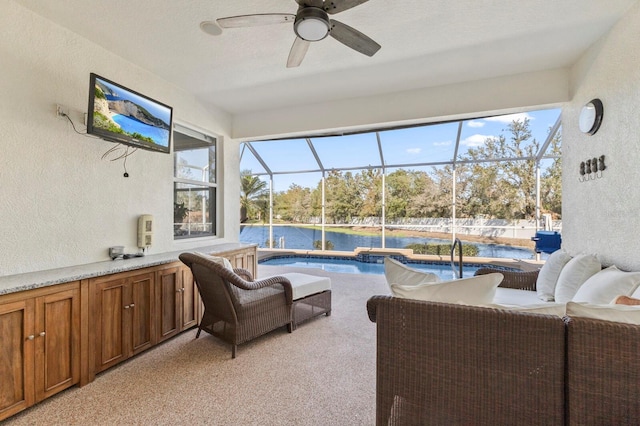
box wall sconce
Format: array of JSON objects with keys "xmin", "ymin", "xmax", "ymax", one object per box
[{"xmin": 579, "ymin": 155, "xmax": 606, "ymax": 182}]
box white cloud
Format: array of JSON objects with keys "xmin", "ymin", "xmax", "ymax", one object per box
[
  {"xmin": 484, "ymin": 112, "xmax": 533, "ymax": 124},
  {"xmin": 406, "ymin": 148, "xmax": 421, "ymax": 154},
  {"xmin": 462, "ymin": 134, "xmax": 497, "ymax": 147},
  {"xmin": 433, "ymin": 140, "xmax": 452, "ymax": 146},
  {"xmin": 467, "ymin": 120, "xmax": 485, "ymax": 128}
]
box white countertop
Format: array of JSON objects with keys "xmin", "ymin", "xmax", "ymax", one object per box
[{"xmin": 0, "ymin": 243, "xmax": 256, "ymax": 296}]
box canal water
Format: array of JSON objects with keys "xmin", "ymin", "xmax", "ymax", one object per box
[{"xmin": 240, "ymin": 225, "xmax": 537, "ymax": 259}]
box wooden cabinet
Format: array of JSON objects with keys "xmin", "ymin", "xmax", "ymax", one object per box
[
  {"xmin": 223, "ymin": 246, "xmax": 257, "ymax": 277},
  {"xmin": 91, "ymin": 271, "xmax": 155, "ymax": 373},
  {"xmin": 1, "ymin": 244, "xmax": 255, "ymax": 421},
  {"xmin": 155, "ymin": 265, "xmax": 200, "ymax": 343},
  {"xmin": 0, "ymin": 283, "xmax": 80, "ymax": 421}
]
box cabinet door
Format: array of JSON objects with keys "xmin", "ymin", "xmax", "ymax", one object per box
[
  {"xmin": 245, "ymin": 250, "xmax": 257, "ymax": 277},
  {"xmin": 95, "ymin": 278, "xmax": 128, "ymax": 372},
  {"xmin": 156, "ymin": 267, "xmax": 181, "ymax": 342},
  {"xmin": 180, "ymin": 266, "xmax": 199, "ymax": 330},
  {"xmin": 230, "ymin": 252, "xmax": 247, "ymax": 270},
  {"xmin": 0, "ymin": 299, "xmax": 35, "ymax": 420},
  {"xmin": 34, "ymin": 287, "xmax": 80, "ymax": 402},
  {"xmin": 129, "ymin": 272, "xmax": 155, "ymax": 355}
]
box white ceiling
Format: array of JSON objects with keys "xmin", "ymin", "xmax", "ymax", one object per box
[{"xmin": 14, "ymin": 0, "xmax": 639, "ymax": 117}]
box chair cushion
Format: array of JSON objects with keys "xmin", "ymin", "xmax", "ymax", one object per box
[
  {"xmin": 493, "ymin": 287, "xmax": 546, "ymax": 306},
  {"xmin": 572, "ymin": 265, "xmax": 640, "ymax": 304},
  {"xmin": 482, "ymin": 302, "xmax": 566, "ymax": 317},
  {"xmin": 390, "ymin": 273, "xmax": 503, "ymax": 306},
  {"xmin": 554, "ymin": 254, "xmax": 601, "ymax": 303},
  {"xmin": 536, "ymin": 249, "xmax": 572, "ymax": 302},
  {"xmin": 384, "ymin": 257, "xmax": 440, "ymax": 293},
  {"xmin": 197, "ymin": 253, "xmax": 233, "ymax": 270},
  {"xmin": 280, "ymin": 272, "xmax": 331, "ymax": 300}
]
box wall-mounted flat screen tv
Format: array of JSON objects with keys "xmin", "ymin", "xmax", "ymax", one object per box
[{"xmin": 87, "ymin": 73, "xmax": 173, "ymax": 154}]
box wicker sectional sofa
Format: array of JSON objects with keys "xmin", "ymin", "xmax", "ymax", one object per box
[{"xmin": 367, "ymin": 268, "xmax": 640, "ymax": 425}]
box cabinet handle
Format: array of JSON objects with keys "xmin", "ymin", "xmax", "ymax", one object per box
[
  {"xmin": 124, "ymin": 305, "xmax": 130, "ymax": 309},
  {"xmin": 129, "ymin": 303, "xmax": 135, "ymax": 308},
  {"xmin": 181, "ymin": 288, "xmax": 185, "ymax": 292},
  {"xmin": 27, "ymin": 335, "xmax": 35, "ymax": 340},
  {"xmin": 39, "ymin": 331, "xmax": 46, "ymax": 337}
]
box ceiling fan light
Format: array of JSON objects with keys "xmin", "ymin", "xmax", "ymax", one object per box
[
  {"xmin": 294, "ymin": 7, "xmax": 330, "ymax": 41},
  {"xmin": 295, "ymin": 17, "xmax": 329, "ymax": 41}
]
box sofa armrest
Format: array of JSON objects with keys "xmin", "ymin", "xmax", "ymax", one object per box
[
  {"xmin": 566, "ymin": 317, "xmax": 640, "ymax": 424},
  {"xmin": 368, "ymin": 296, "xmax": 565, "ymax": 425},
  {"xmin": 475, "ymin": 267, "xmax": 539, "ymax": 291}
]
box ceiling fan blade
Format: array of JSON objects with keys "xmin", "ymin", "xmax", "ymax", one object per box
[
  {"xmin": 296, "ymin": 0, "xmax": 325, "ymax": 7},
  {"xmin": 329, "ymin": 19, "xmax": 380, "ymax": 57},
  {"xmin": 287, "ymin": 37, "xmax": 311, "ymax": 68},
  {"xmin": 217, "ymin": 13, "xmax": 295, "ymax": 28},
  {"xmin": 323, "ymin": 0, "xmax": 369, "ymax": 14}
]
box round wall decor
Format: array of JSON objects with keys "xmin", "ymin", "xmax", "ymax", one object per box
[{"xmin": 579, "ymin": 98, "xmax": 604, "ymax": 135}]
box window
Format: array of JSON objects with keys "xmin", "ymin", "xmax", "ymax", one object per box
[{"xmin": 173, "ymin": 123, "xmax": 217, "ymax": 239}]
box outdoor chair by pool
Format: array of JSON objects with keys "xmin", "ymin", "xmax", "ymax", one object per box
[{"xmin": 179, "ymin": 252, "xmax": 294, "ymax": 358}]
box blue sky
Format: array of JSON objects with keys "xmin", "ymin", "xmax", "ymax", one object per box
[{"xmin": 240, "ymin": 108, "xmax": 561, "ymax": 192}]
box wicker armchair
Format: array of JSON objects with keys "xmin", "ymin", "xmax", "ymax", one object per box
[
  {"xmin": 474, "ymin": 267, "xmax": 540, "ymax": 291},
  {"xmin": 179, "ymin": 252, "xmax": 294, "ymax": 358}
]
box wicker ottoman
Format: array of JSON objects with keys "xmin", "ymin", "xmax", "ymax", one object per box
[{"xmin": 281, "ymin": 273, "xmax": 332, "ymax": 329}]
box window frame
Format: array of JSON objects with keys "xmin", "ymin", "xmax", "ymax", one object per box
[{"xmin": 172, "ymin": 122, "xmax": 219, "ymax": 240}]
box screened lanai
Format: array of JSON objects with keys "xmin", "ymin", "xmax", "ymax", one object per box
[{"xmin": 239, "ymin": 108, "xmax": 562, "ymax": 257}]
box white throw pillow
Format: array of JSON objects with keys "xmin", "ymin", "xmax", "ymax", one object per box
[
  {"xmin": 384, "ymin": 257, "xmax": 440, "ymax": 292},
  {"xmin": 390, "ymin": 273, "xmax": 503, "ymax": 306},
  {"xmin": 572, "ymin": 265, "xmax": 640, "ymax": 304},
  {"xmin": 554, "ymin": 254, "xmax": 601, "ymax": 303},
  {"xmin": 566, "ymin": 301, "xmax": 640, "ymax": 325},
  {"xmin": 482, "ymin": 303, "xmax": 566, "ymax": 317},
  {"xmin": 536, "ymin": 249, "xmax": 572, "ymax": 302}
]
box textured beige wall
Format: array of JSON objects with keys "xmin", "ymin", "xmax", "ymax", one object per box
[
  {"xmin": 563, "ymin": 1, "xmax": 640, "ymax": 270},
  {"xmin": 1, "ymin": 2, "xmax": 236, "ymax": 275}
]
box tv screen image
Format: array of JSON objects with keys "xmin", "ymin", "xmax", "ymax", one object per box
[{"xmin": 87, "ymin": 73, "xmax": 173, "ymax": 153}]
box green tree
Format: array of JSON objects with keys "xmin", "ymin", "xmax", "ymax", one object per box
[
  {"xmin": 541, "ymin": 130, "xmax": 562, "ymax": 218},
  {"xmin": 240, "ymin": 169, "xmax": 268, "ymax": 222},
  {"xmin": 357, "ymin": 169, "xmax": 383, "ymax": 217},
  {"xmin": 457, "ymin": 118, "xmax": 541, "ymax": 219},
  {"xmin": 325, "ymin": 170, "xmax": 362, "ymax": 223},
  {"xmin": 275, "ymin": 183, "xmax": 312, "ymax": 222}
]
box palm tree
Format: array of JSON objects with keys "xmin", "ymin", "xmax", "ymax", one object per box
[{"xmin": 240, "ymin": 170, "xmax": 268, "ymax": 222}]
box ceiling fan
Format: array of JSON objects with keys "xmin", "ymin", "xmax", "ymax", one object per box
[{"xmin": 216, "ymin": 0, "xmax": 381, "ymax": 68}]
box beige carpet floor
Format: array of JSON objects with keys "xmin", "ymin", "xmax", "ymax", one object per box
[{"xmin": 5, "ymin": 265, "xmax": 389, "ymax": 426}]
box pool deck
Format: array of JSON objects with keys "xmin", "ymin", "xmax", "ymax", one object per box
[{"xmin": 258, "ymin": 247, "xmax": 543, "ymax": 272}]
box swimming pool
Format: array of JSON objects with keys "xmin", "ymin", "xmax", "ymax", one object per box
[{"xmin": 260, "ymin": 255, "xmax": 518, "ymax": 281}]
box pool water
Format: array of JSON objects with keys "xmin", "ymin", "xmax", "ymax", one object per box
[{"xmin": 260, "ymin": 256, "xmax": 516, "ymax": 281}]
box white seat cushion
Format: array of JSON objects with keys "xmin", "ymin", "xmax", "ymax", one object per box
[
  {"xmin": 566, "ymin": 301, "xmax": 640, "ymax": 325},
  {"xmin": 482, "ymin": 302, "xmax": 566, "ymax": 317},
  {"xmin": 493, "ymin": 287, "xmax": 546, "ymax": 306},
  {"xmin": 280, "ymin": 273, "xmax": 331, "ymax": 300}
]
